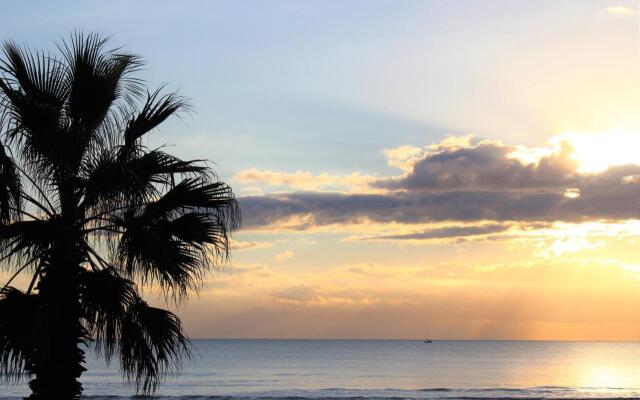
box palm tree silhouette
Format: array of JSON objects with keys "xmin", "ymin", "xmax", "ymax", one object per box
[{"xmin": 0, "ymin": 33, "xmax": 239, "ymax": 399}]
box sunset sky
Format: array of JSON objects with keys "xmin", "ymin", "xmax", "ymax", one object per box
[{"xmin": 1, "ymin": 0, "xmax": 639, "ymax": 340}]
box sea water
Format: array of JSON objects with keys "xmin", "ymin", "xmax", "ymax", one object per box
[{"xmin": 1, "ymin": 340, "xmax": 640, "ymax": 399}]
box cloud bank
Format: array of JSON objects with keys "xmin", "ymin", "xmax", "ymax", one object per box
[{"xmin": 238, "ymin": 136, "xmax": 640, "ymax": 233}]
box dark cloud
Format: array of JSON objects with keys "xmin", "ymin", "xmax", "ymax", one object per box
[
  {"xmin": 240, "ymin": 172, "xmax": 639, "ymax": 229},
  {"xmin": 241, "ymin": 190, "xmax": 553, "ymax": 228},
  {"xmin": 377, "ymin": 139, "xmax": 579, "ymax": 191}
]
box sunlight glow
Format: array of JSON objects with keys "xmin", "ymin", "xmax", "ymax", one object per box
[
  {"xmin": 556, "ymin": 131, "xmax": 640, "ymax": 173},
  {"xmin": 582, "ymin": 367, "xmax": 628, "ymax": 389},
  {"xmin": 605, "ymin": 5, "xmax": 637, "ymax": 15},
  {"xmin": 563, "ymin": 188, "xmax": 581, "ymax": 199}
]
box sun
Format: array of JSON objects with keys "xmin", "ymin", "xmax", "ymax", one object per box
[{"xmin": 556, "ymin": 131, "xmax": 640, "ymax": 173}]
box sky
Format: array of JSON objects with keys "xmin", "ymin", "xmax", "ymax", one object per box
[{"xmin": 1, "ymin": 0, "xmax": 639, "ymax": 340}]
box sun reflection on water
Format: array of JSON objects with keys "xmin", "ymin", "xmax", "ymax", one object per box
[{"xmin": 581, "ymin": 367, "xmax": 628, "ymax": 389}]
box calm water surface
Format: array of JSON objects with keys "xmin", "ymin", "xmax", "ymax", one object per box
[{"xmin": 2, "ymin": 340, "xmax": 640, "ymax": 399}]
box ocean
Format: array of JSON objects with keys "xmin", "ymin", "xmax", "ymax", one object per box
[{"xmin": 1, "ymin": 340, "xmax": 639, "ymax": 399}]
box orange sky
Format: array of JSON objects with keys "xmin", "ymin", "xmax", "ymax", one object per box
[{"xmin": 2, "ymin": 0, "xmax": 639, "ymax": 340}]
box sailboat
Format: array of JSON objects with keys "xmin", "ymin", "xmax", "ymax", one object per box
[{"xmin": 423, "ymin": 329, "xmax": 433, "ymax": 343}]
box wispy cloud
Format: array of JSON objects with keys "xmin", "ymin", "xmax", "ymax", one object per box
[
  {"xmin": 234, "ymin": 168, "xmax": 380, "ymax": 193},
  {"xmin": 357, "ymin": 223, "xmax": 512, "ymax": 242},
  {"xmin": 230, "ymin": 239, "xmax": 274, "ymax": 251},
  {"xmin": 275, "ymin": 250, "xmax": 295, "ymax": 262}
]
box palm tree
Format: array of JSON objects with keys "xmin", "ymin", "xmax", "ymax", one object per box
[{"xmin": 0, "ymin": 33, "xmax": 239, "ymax": 399}]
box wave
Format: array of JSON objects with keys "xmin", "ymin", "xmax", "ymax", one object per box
[{"xmin": 2, "ymin": 387, "xmax": 640, "ymax": 400}]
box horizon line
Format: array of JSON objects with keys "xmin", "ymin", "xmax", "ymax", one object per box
[{"xmin": 186, "ymin": 338, "xmax": 640, "ymax": 342}]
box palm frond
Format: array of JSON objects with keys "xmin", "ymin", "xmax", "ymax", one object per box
[
  {"xmin": 79, "ymin": 269, "xmax": 138, "ymax": 360},
  {"xmin": 120, "ymin": 299, "xmax": 190, "ymax": 394},
  {"xmin": 0, "ymin": 144, "xmax": 21, "ymax": 223},
  {"xmin": 116, "ymin": 215, "xmax": 206, "ymax": 298},
  {"xmin": 0, "ymin": 287, "xmax": 39, "ymax": 382},
  {"xmin": 0, "ymin": 41, "xmax": 67, "ymax": 109},
  {"xmin": 0, "ymin": 42, "xmax": 69, "ymax": 183},
  {"xmin": 58, "ymin": 32, "xmax": 143, "ymax": 170},
  {"xmin": 82, "ymin": 148, "xmax": 209, "ymax": 214},
  {"xmin": 146, "ymin": 178, "xmax": 239, "ymax": 223},
  {"xmin": 114, "ymin": 178, "xmax": 239, "ymax": 298},
  {"xmin": 123, "ymin": 89, "xmax": 187, "ymax": 147},
  {"xmin": 0, "ymin": 76, "xmax": 66, "ymax": 180},
  {"xmin": 0, "ymin": 218, "xmax": 64, "ymax": 266}
]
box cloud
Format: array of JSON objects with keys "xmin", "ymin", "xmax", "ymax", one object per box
[
  {"xmin": 377, "ymin": 138, "xmax": 578, "ymax": 191},
  {"xmin": 269, "ymin": 285, "xmax": 320, "ymax": 303},
  {"xmin": 342, "ymin": 220, "xmax": 640, "ymax": 253},
  {"xmin": 275, "ymin": 250, "xmax": 295, "ymax": 262},
  {"xmin": 359, "ymin": 223, "xmax": 511, "ymax": 241},
  {"xmin": 233, "ymin": 168, "xmax": 379, "ymax": 193},
  {"xmin": 340, "ymin": 262, "xmax": 395, "ymax": 277},
  {"xmin": 230, "ymin": 239, "xmax": 274, "ymax": 251},
  {"xmin": 623, "ymin": 174, "xmax": 640, "ymax": 184},
  {"xmin": 239, "ymin": 136, "xmax": 640, "ymax": 232},
  {"xmin": 240, "ymin": 170, "xmax": 639, "ymax": 229},
  {"xmin": 223, "ymin": 264, "xmax": 272, "ymax": 277},
  {"xmin": 382, "ymin": 145, "xmax": 423, "ymax": 172}
]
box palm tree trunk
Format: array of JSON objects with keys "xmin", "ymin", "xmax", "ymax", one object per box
[
  {"xmin": 27, "ymin": 190, "xmax": 87, "ymax": 400},
  {"xmin": 27, "ymin": 259, "xmax": 86, "ymax": 400}
]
